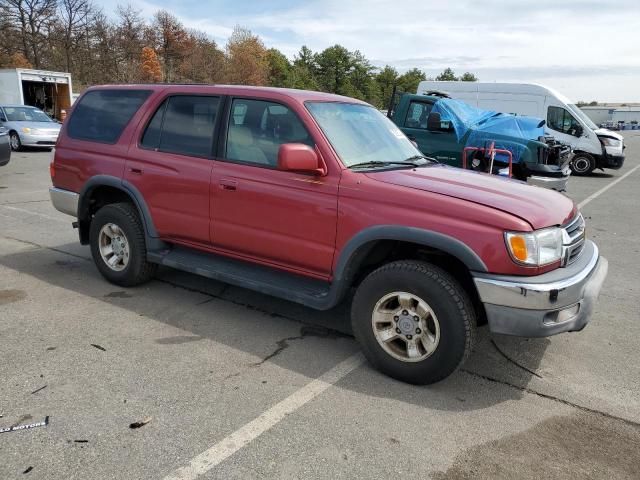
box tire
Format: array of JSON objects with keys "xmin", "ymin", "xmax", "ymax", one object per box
[
  {"xmin": 570, "ymin": 153, "xmax": 596, "ymax": 176},
  {"xmin": 351, "ymin": 260, "xmax": 475, "ymax": 385},
  {"xmin": 9, "ymin": 131, "xmax": 21, "ymax": 151},
  {"xmin": 89, "ymin": 202, "xmax": 157, "ymax": 287}
]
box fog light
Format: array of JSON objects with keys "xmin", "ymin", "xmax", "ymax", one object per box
[{"xmin": 544, "ymin": 304, "xmax": 580, "ymax": 325}]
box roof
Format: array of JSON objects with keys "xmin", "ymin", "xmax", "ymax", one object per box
[
  {"xmin": 0, "ymin": 104, "xmax": 39, "ymax": 108},
  {"xmin": 85, "ymin": 84, "xmax": 367, "ymax": 105}
]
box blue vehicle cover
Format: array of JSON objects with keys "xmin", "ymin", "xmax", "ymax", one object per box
[{"xmin": 431, "ymin": 98, "xmax": 545, "ymax": 164}]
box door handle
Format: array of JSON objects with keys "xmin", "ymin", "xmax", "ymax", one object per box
[
  {"xmin": 219, "ymin": 179, "xmax": 238, "ymax": 191},
  {"xmin": 129, "ymin": 167, "xmax": 143, "ymax": 175},
  {"xmin": 407, "ymin": 135, "xmax": 416, "ymax": 141}
]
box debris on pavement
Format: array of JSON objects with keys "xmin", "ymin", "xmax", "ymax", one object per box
[
  {"xmin": 31, "ymin": 385, "xmax": 47, "ymax": 395},
  {"xmin": 90, "ymin": 344, "xmax": 106, "ymax": 351},
  {"xmin": 129, "ymin": 416, "xmax": 152, "ymax": 429},
  {"xmin": 1, "ymin": 416, "xmax": 49, "ymax": 434},
  {"xmin": 23, "ymin": 466, "xmax": 33, "ymax": 474}
]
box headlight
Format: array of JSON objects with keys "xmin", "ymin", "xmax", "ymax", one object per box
[
  {"xmin": 22, "ymin": 127, "xmax": 31, "ymax": 134},
  {"xmin": 505, "ymin": 227, "xmax": 563, "ymax": 266},
  {"xmin": 599, "ymin": 137, "xmax": 621, "ymax": 147}
]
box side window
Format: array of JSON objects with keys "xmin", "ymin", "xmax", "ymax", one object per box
[
  {"xmin": 141, "ymin": 95, "xmax": 219, "ymax": 157},
  {"xmin": 140, "ymin": 101, "xmax": 166, "ymax": 149},
  {"xmin": 0, "ymin": 109, "xmax": 6, "ymax": 122},
  {"xmin": 547, "ymin": 106, "xmax": 580, "ymax": 136},
  {"xmin": 225, "ymin": 99, "xmax": 313, "ymax": 167},
  {"xmin": 404, "ymin": 102, "xmax": 433, "ymax": 129},
  {"xmin": 67, "ymin": 89, "xmax": 151, "ymax": 143}
]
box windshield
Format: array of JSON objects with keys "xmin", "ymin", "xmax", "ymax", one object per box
[
  {"xmin": 4, "ymin": 107, "xmax": 52, "ymax": 123},
  {"xmin": 567, "ymin": 104, "xmax": 597, "ymax": 130},
  {"xmin": 306, "ymin": 102, "xmax": 421, "ymax": 167}
]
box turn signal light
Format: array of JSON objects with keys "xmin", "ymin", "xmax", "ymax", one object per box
[
  {"xmin": 49, "ymin": 162, "xmax": 55, "ymax": 180},
  {"xmin": 508, "ymin": 235, "xmax": 528, "ymax": 262}
]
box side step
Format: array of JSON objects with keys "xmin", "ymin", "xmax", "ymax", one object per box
[{"xmin": 148, "ymin": 247, "xmax": 332, "ymax": 309}]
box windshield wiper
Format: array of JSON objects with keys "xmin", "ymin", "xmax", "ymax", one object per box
[{"xmin": 402, "ymin": 154, "xmax": 439, "ymax": 165}]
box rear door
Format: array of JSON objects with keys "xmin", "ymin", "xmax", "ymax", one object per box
[
  {"xmin": 401, "ymin": 100, "xmax": 460, "ymax": 165},
  {"xmin": 126, "ymin": 94, "xmax": 221, "ymax": 245},
  {"xmin": 209, "ymin": 97, "xmax": 338, "ymax": 278}
]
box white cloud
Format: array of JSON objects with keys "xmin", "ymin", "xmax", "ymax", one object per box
[{"xmin": 101, "ymin": 0, "xmax": 640, "ymax": 101}]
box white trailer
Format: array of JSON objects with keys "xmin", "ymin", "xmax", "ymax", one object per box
[{"xmin": 0, "ymin": 68, "xmax": 73, "ymax": 120}]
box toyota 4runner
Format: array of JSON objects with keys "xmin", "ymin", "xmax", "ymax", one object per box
[{"xmin": 49, "ymin": 85, "xmax": 608, "ymax": 384}]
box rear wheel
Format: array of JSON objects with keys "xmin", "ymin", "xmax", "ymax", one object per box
[
  {"xmin": 89, "ymin": 202, "xmax": 157, "ymax": 287},
  {"xmin": 351, "ymin": 260, "xmax": 475, "ymax": 384},
  {"xmin": 570, "ymin": 153, "xmax": 596, "ymax": 176},
  {"xmin": 9, "ymin": 131, "xmax": 21, "ymax": 151}
]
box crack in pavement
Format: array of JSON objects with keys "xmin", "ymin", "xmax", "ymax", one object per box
[
  {"xmin": 0, "ymin": 199, "xmax": 49, "ymax": 206},
  {"xmin": 3, "ymin": 235, "xmax": 91, "ymax": 261},
  {"xmin": 461, "ymin": 369, "xmax": 640, "ymax": 428},
  {"xmin": 4, "ymin": 234, "xmax": 637, "ymax": 427},
  {"xmin": 490, "ymin": 339, "xmax": 543, "ymax": 379}
]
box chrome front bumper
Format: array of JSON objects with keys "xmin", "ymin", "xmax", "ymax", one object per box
[
  {"xmin": 49, "ymin": 187, "xmax": 79, "ymax": 217},
  {"xmin": 21, "ymin": 132, "xmax": 59, "ymax": 147},
  {"xmin": 526, "ymin": 174, "xmax": 570, "ymax": 192},
  {"xmin": 472, "ymin": 240, "xmax": 608, "ymax": 337}
]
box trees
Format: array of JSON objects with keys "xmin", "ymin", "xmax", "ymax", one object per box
[
  {"xmin": 140, "ymin": 46, "xmax": 161, "ymax": 82},
  {"xmin": 0, "ymin": 2, "xmax": 478, "ymax": 103},
  {"xmin": 436, "ymin": 67, "xmax": 457, "ymax": 81},
  {"xmin": 225, "ymin": 25, "xmax": 268, "ymax": 86},
  {"xmin": 460, "ymin": 71, "xmax": 478, "ymax": 82}
]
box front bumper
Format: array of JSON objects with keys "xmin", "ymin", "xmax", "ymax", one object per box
[
  {"xmin": 599, "ymin": 153, "xmax": 625, "ymax": 170},
  {"xmin": 49, "ymin": 187, "xmax": 79, "ymax": 217},
  {"xmin": 472, "ymin": 240, "xmax": 608, "ymax": 337},
  {"xmin": 20, "ymin": 132, "xmax": 59, "ymax": 147},
  {"xmin": 526, "ymin": 171, "xmax": 570, "ymax": 191}
]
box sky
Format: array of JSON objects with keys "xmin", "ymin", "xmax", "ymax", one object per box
[{"xmin": 100, "ymin": 0, "xmax": 640, "ymax": 103}]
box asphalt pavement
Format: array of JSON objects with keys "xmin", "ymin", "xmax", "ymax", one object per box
[{"xmin": 1, "ymin": 136, "xmax": 639, "ymax": 479}]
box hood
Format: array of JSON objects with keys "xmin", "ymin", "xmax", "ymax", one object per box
[
  {"xmin": 6, "ymin": 121, "xmax": 60, "ymax": 132},
  {"xmin": 594, "ymin": 128, "xmax": 623, "ymax": 141},
  {"xmin": 366, "ymin": 165, "xmax": 575, "ymax": 230}
]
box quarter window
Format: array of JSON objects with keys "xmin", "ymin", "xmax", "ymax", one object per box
[
  {"xmin": 225, "ymin": 99, "xmax": 313, "ymax": 167},
  {"xmin": 68, "ymin": 89, "xmax": 151, "ymax": 143},
  {"xmin": 140, "ymin": 95, "xmax": 219, "ymax": 157},
  {"xmin": 404, "ymin": 102, "xmax": 433, "ymax": 129},
  {"xmin": 547, "ymin": 106, "xmax": 581, "ymax": 136}
]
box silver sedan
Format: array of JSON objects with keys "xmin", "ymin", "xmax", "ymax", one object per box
[{"xmin": 0, "ymin": 105, "xmax": 61, "ymax": 151}]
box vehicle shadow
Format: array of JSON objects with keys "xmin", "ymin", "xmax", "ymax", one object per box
[{"xmin": 0, "ymin": 242, "xmax": 550, "ymax": 412}]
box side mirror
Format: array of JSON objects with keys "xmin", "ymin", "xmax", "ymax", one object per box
[
  {"xmin": 574, "ymin": 125, "xmax": 584, "ymax": 137},
  {"xmin": 278, "ymin": 143, "xmax": 324, "ymax": 175},
  {"xmin": 427, "ymin": 112, "xmax": 442, "ymax": 131}
]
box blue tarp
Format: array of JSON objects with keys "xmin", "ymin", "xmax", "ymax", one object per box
[{"xmin": 431, "ymin": 99, "xmax": 545, "ymax": 164}]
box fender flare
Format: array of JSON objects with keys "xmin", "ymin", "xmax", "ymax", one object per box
[
  {"xmin": 321, "ymin": 225, "xmax": 487, "ymax": 310},
  {"xmin": 78, "ymin": 175, "xmax": 159, "ymax": 239}
]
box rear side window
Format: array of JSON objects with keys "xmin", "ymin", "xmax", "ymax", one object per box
[
  {"xmin": 141, "ymin": 95, "xmax": 219, "ymax": 157},
  {"xmin": 67, "ymin": 90, "xmax": 151, "ymax": 143}
]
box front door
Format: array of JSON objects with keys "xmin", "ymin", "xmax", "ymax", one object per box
[
  {"xmin": 401, "ymin": 100, "xmax": 460, "ymax": 166},
  {"xmin": 210, "ymin": 98, "xmax": 338, "ymax": 278},
  {"xmin": 125, "ymin": 94, "xmax": 221, "ymax": 245}
]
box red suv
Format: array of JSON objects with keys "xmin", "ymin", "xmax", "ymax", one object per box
[{"xmin": 50, "ymin": 85, "xmax": 608, "ymax": 384}]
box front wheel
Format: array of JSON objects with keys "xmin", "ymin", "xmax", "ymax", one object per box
[
  {"xmin": 351, "ymin": 261, "xmax": 476, "ymax": 384},
  {"xmin": 9, "ymin": 132, "xmax": 21, "ymax": 151},
  {"xmin": 570, "ymin": 153, "xmax": 596, "ymax": 176},
  {"xmin": 89, "ymin": 202, "xmax": 157, "ymax": 287}
]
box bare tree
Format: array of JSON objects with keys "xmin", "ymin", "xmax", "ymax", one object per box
[
  {"xmin": 114, "ymin": 3, "xmax": 145, "ymax": 82},
  {"xmin": 1, "ymin": 0, "xmax": 58, "ymax": 67},
  {"xmin": 58, "ymin": 0, "xmax": 89, "ymax": 72}
]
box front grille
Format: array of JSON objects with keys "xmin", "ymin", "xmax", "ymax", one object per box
[{"xmin": 561, "ymin": 214, "xmax": 586, "ymax": 266}]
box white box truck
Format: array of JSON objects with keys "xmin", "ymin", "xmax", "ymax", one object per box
[
  {"xmin": 0, "ymin": 68, "xmax": 73, "ymax": 121},
  {"xmin": 416, "ymin": 81, "xmax": 625, "ymax": 175}
]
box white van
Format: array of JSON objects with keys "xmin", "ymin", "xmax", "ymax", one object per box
[{"xmin": 416, "ymin": 81, "xmax": 625, "ymax": 175}]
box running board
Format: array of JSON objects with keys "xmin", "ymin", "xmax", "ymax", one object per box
[{"xmin": 148, "ymin": 247, "xmax": 332, "ymax": 309}]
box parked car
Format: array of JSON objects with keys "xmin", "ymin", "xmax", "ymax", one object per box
[
  {"xmin": 0, "ymin": 126, "xmax": 10, "ymax": 166},
  {"xmin": 0, "ymin": 105, "xmax": 61, "ymax": 151},
  {"xmin": 49, "ymin": 85, "xmax": 608, "ymax": 384},
  {"xmin": 389, "ymin": 91, "xmax": 572, "ymax": 190},
  {"xmin": 417, "ymin": 81, "xmax": 625, "ymax": 176}
]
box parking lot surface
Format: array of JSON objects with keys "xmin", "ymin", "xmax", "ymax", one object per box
[{"xmin": 1, "ymin": 137, "xmax": 640, "ymax": 479}]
